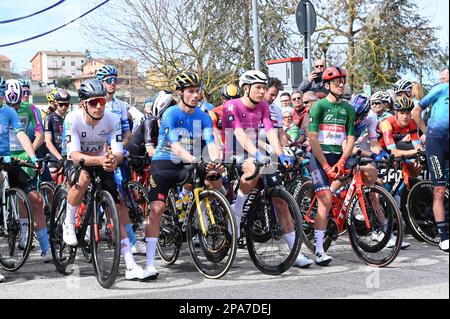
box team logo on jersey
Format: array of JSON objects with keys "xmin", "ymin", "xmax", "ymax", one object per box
[
  {"xmin": 82, "ymin": 132, "xmax": 87, "ymax": 138},
  {"xmin": 340, "ymin": 110, "xmax": 347, "ymax": 116},
  {"xmin": 66, "ymin": 135, "xmax": 71, "ymax": 143},
  {"xmin": 228, "ymin": 115, "xmax": 235, "ymax": 122},
  {"xmin": 227, "ymin": 104, "xmax": 234, "ymax": 112},
  {"xmin": 116, "ymin": 134, "xmax": 123, "ymax": 143}
]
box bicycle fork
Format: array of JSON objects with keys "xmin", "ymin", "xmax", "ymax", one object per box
[{"xmin": 193, "ymin": 188, "xmax": 215, "ymax": 236}]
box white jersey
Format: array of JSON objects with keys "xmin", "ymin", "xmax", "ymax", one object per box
[
  {"xmin": 106, "ymin": 98, "xmax": 130, "ymax": 133},
  {"xmin": 259, "ymin": 103, "xmax": 282, "ymax": 153},
  {"xmin": 129, "ymin": 106, "xmax": 145, "ymax": 133},
  {"xmin": 64, "ymin": 109, "xmax": 123, "ymax": 159},
  {"xmin": 355, "ymin": 110, "xmax": 378, "ymax": 152}
]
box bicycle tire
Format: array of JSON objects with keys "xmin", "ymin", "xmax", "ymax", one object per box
[
  {"xmin": 406, "ymin": 180, "xmax": 448, "ymax": 245},
  {"xmin": 347, "ymin": 185, "xmax": 402, "ymax": 267},
  {"xmin": 246, "ymin": 187, "xmax": 302, "ymax": 275},
  {"xmin": 49, "ymin": 185, "xmax": 76, "ymax": 275},
  {"xmin": 157, "ymin": 189, "xmax": 182, "ymax": 265},
  {"xmin": 0, "ymin": 188, "xmax": 34, "ymax": 272},
  {"xmin": 40, "ymin": 181, "xmax": 56, "ymax": 229},
  {"xmin": 294, "ymin": 181, "xmax": 332, "ymax": 253},
  {"xmin": 91, "ymin": 190, "xmax": 120, "ymax": 289},
  {"xmin": 186, "ymin": 189, "xmax": 237, "ymax": 279}
]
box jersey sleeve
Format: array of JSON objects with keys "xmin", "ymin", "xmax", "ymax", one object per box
[
  {"xmin": 418, "ymin": 85, "xmax": 441, "ymax": 110},
  {"xmin": 30, "ymin": 104, "xmax": 44, "ymax": 133},
  {"xmin": 65, "ymin": 114, "xmax": 81, "ymax": 155},
  {"xmin": 202, "ymin": 114, "xmax": 215, "ymax": 145},
  {"xmin": 367, "ymin": 112, "xmax": 378, "ymax": 139},
  {"xmin": 308, "ymin": 102, "xmax": 322, "ymax": 133},
  {"xmin": 8, "ymin": 107, "xmax": 25, "ymax": 134},
  {"xmin": 110, "ymin": 114, "xmax": 124, "ymax": 154},
  {"xmin": 379, "ymin": 120, "xmax": 396, "ymax": 150}
]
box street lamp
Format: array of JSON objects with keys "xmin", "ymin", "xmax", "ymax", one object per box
[{"xmin": 252, "ymin": 0, "xmax": 261, "ymax": 70}]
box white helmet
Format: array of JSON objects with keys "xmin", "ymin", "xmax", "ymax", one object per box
[
  {"xmin": 393, "ymin": 79, "xmax": 413, "ymax": 93},
  {"xmin": 152, "ymin": 90, "xmax": 174, "ymax": 119},
  {"xmin": 239, "ymin": 70, "xmax": 268, "ymax": 88},
  {"xmin": 4, "ymin": 79, "xmax": 22, "ymax": 105},
  {"xmin": 371, "ymin": 91, "xmax": 392, "ymax": 105}
]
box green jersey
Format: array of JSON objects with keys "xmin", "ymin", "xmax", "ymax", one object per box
[
  {"xmin": 9, "ymin": 102, "xmax": 43, "ymax": 152},
  {"xmin": 309, "ymin": 98, "xmax": 355, "ymax": 154}
]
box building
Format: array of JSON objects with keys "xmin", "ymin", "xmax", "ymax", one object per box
[
  {"xmin": 0, "ymin": 55, "xmax": 11, "ymax": 73},
  {"xmin": 30, "ymin": 50, "xmax": 85, "ymax": 84}
]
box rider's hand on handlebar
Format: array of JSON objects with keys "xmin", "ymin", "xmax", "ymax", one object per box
[
  {"xmin": 255, "ymin": 151, "xmax": 271, "ymax": 165},
  {"xmin": 323, "ymin": 163, "xmax": 337, "ymax": 180},
  {"xmin": 278, "ymin": 154, "xmax": 295, "ymax": 168},
  {"xmin": 331, "ymin": 157, "xmax": 347, "ymax": 178}
]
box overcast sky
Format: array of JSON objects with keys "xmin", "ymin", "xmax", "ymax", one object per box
[{"xmin": 1, "ymin": 0, "xmax": 448, "ymax": 81}]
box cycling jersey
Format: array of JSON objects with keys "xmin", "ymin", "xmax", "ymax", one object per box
[
  {"xmin": 209, "ymin": 105, "xmax": 224, "ymax": 131},
  {"xmin": 419, "ymin": 82, "xmax": 449, "ymax": 139},
  {"xmin": 0, "ymin": 105, "xmax": 24, "ymax": 156},
  {"xmin": 126, "ymin": 115, "xmax": 159, "ymax": 156},
  {"xmin": 376, "ymin": 111, "xmax": 393, "ymax": 124},
  {"xmin": 152, "ymin": 105, "xmax": 215, "ymax": 162},
  {"xmin": 377, "ymin": 115, "xmax": 421, "ymax": 151},
  {"xmin": 354, "ymin": 110, "xmax": 378, "ymax": 151},
  {"xmin": 9, "ymin": 102, "xmax": 43, "ymax": 152},
  {"xmin": 221, "ymin": 98, "xmax": 274, "ymax": 158},
  {"xmin": 64, "ymin": 109, "xmax": 123, "ymax": 159},
  {"xmin": 106, "ymin": 98, "xmax": 131, "ymax": 133},
  {"xmin": 44, "ymin": 111, "xmax": 65, "ymax": 153},
  {"xmin": 259, "ymin": 103, "xmax": 282, "ymax": 144},
  {"xmin": 309, "ymin": 98, "xmax": 355, "ymax": 154}
]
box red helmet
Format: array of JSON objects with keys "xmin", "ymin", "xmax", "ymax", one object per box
[{"xmin": 322, "ymin": 66, "xmax": 347, "ymax": 82}]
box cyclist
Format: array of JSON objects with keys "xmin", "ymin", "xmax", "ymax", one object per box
[
  {"xmin": 209, "ymin": 83, "xmax": 241, "ymax": 149},
  {"xmin": 371, "ymin": 91, "xmax": 393, "ymax": 123},
  {"xmin": 42, "ymin": 88, "xmax": 58, "ymax": 122},
  {"xmin": 146, "ymin": 72, "xmax": 224, "ymax": 279},
  {"xmin": 308, "ymin": 66, "xmax": 355, "ymax": 266},
  {"xmin": 45, "ymin": 89, "xmax": 70, "ymax": 179},
  {"xmin": 62, "ymin": 79, "xmax": 146, "ymax": 280},
  {"xmin": 3, "ymin": 79, "xmax": 51, "ymax": 262},
  {"xmin": 222, "ymin": 70, "xmax": 312, "ymax": 267},
  {"xmin": 96, "ymin": 65, "xmax": 131, "ymax": 147},
  {"xmin": 412, "ymin": 81, "xmax": 449, "ymax": 252}
]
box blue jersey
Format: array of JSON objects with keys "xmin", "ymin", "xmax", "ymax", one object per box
[
  {"xmin": 419, "ymin": 83, "xmax": 449, "ymax": 139},
  {"xmin": 0, "ymin": 104, "xmax": 25, "ymax": 156},
  {"xmin": 153, "ymin": 105, "xmax": 215, "ymax": 162}
]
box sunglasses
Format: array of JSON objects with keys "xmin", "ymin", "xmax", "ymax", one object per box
[
  {"xmin": 292, "ymin": 97, "xmax": 302, "ymax": 101},
  {"xmin": 303, "ymin": 100, "xmax": 315, "ymax": 104},
  {"xmin": 103, "ymin": 77, "xmax": 120, "ymax": 85},
  {"xmin": 372, "ymin": 101, "xmax": 383, "ymax": 106},
  {"xmin": 330, "ymin": 79, "xmax": 346, "ymax": 85},
  {"xmin": 86, "ymin": 97, "xmax": 106, "ymax": 107},
  {"xmin": 22, "ymin": 90, "xmax": 31, "ymax": 96},
  {"xmin": 315, "ymin": 65, "xmax": 324, "ymax": 68},
  {"xmin": 57, "ymin": 102, "xmax": 70, "ymax": 108}
]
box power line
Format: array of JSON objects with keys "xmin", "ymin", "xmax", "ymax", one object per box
[
  {"xmin": 0, "ymin": 0, "xmax": 110, "ymax": 48},
  {"xmin": 0, "ymin": 0, "xmax": 66, "ymax": 24}
]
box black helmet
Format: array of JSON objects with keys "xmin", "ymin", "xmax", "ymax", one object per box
[
  {"xmin": 54, "ymin": 88, "xmax": 71, "ymax": 102},
  {"xmin": 78, "ymin": 79, "xmax": 106, "ymax": 100}
]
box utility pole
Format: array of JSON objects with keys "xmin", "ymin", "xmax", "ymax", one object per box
[{"xmin": 252, "ymin": 0, "xmax": 261, "ymax": 70}]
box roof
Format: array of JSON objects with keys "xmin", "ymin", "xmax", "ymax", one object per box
[
  {"xmin": 0, "ymin": 55, "xmax": 11, "ymax": 62},
  {"xmin": 30, "ymin": 50, "xmax": 85, "ymax": 62}
]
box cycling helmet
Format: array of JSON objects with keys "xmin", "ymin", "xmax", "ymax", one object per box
[
  {"xmin": 371, "ymin": 91, "xmax": 392, "ymax": 104},
  {"xmin": 4, "ymin": 79, "xmax": 22, "ymax": 105},
  {"xmin": 152, "ymin": 90, "xmax": 174, "ymax": 119},
  {"xmin": 351, "ymin": 94, "xmax": 371, "ymax": 118},
  {"xmin": 393, "ymin": 79, "xmax": 413, "ymax": 94},
  {"xmin": 78, "ymin": 79, "xmax": 106, "ymax": 100},
  {"xmin": 96, "ymin": 65, "xmax": 118, "ymax": 81},
  {"xmin": 174, "ymin": 72, "xmax": 201, "ymax": 90},
  {"xmin": 18, "ymin": 79, "xmax": 30, "ymax": 88},
  {"xmin": 221, "ymin": 83, "xmax": 241, "ymax": 100},
  {"xmin": 322, "ymin": 66, "xmax": 347, "ymax": 82},
  {"xmin": 46, "ymin": 89, "xmax": 58, "ymax": 103},
  {"xmin": 54, "ymin": 89, "xmax": 71, "ymax": 103},
  {"xmin": 393, "ymin": 97, "xmax": 415, "ymax": 112},
  {"xmin": 282, "ymin": 146, "xmax": 296, "ymax": 158},
  {"xmin": 239, "ymin": 70, "xmax": 268, "ymax": 88},
  {"xmin": 143, "ymin": 97, "xmax": 154, "ymax": 114},
  {"xmin": 0, "ymin": 77, "xmax": 7, "ymax": 96}
]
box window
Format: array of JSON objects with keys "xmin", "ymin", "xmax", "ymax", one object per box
[
  {"xmin": 71, "ymin": 61, "xmax": 75, "ymax": 66},
  {"xmin": 62, "ymin": 61, "xmax": 65, "ymax": 67}
]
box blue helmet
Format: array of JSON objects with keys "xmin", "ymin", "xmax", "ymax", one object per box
[
  {"xmin": 351, "ymin": 94, "xmax": 371, "ymax": 119},
  {"xmin": 0, "ymin": 77, "xmax": 7, "ymax": 96},
  {"xmin": 96, "ymin": 65, "xmax": 118, "ymax": 81},
  {"xmin": 18, "ymin": 79, "xmax": 30, "ymax": 88}
]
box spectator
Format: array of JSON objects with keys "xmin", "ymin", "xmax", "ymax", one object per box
[
  {"xmin": 291, "ymin": 90, "xmax": 308, "ymax": 130},
  {"xmin": 300, "ymin": 91, "xmax": 319, "ymax": 143},
  {"xmin": 281, "ymin": 107, "xmax": 299, "ymax": 142},
  {"xmin": 440, "ymin": 68, "xmax": 449, "ymax": 83},
  {"xmin": 280, "ymin": 92, "xmax": 292, "ymax": 108},
  {"xmin": 299, "ymin": 59, "xmax": 328, "ymax": 98}
]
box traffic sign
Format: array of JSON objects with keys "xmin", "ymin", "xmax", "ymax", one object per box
[{"xmin": 295, "ymin": 0, "xmax": 317, "ymax": 35}]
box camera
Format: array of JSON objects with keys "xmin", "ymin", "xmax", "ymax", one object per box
[{"xmin": 314, "ymin": 72, "xmax": 323, "ymax": 84}]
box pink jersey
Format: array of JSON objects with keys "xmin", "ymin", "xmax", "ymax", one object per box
[{"xmin": 222, "ymin": 98, "xmax": 274, "ymax": 157}]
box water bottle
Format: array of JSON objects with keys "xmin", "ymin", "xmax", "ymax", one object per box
[{"xmin": 114, "ymin": 168, "xmax": 125, "ymax": 198}]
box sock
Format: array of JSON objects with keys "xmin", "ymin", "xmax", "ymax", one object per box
[
  {"xmin": 65, "ymin": 203, "xmax": 79, "ymax": 224},
  {"xmin": 35, "ymin": 228, "xmax": 50, "ymax": 254},
  {"xmin": 231, "ymin": 190, "xmax": 248, "ymax": 234},
  {"xmin": 125, "ymin": 224, "xmax": 137, "ymax": 245},
  {"xmin": 20, "ymin": 218, "xmax": 29, "ymax": 242},
  {"xmin": 283, "ymin": 232, "xmax": 296, "ymax": 250},
  {"xmin": 437, "ymin": 222, "xmax": 449, "ymax": 242},
  {"xmin": 121, "ymin": 238, "xmax": 136, "ymax": 269},
  {"xmin": 315, "ymin": 230, "xmax": 325, "ymax": 255},
  {"xmin": 145, "ymin": 237, "xmax": 158, "ymax": 268}
]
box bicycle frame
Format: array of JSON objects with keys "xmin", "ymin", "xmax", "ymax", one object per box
[{"xmin": 0, "ymin": 169, "xmax": 17, "ymax": 233}]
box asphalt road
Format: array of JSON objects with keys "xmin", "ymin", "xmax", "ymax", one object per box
[{"xmin": 0, "ymin": 235, "xmax": 448, "ymax": 300}]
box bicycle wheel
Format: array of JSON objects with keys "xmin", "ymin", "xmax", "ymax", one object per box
[
  {"xmin": 125, "ymin": 181, "xmax": 150, "ymax": 245},
  {"xmin": 295, "ymin": 181, "xmax": 333, "ymax": 253},
  {"xmin": 91, "ymin": 190, "xmax": 120, "ymax": 289},
  {"xmin": 406, "ymin": 180, "xmax": 448, "ymax": 245},
  {"xmin": 157, "ymin": 189, "xmax": 182, "ymax": 265},
  {"xmin": 186, "ymin": 189, "xmax": 237, "ymax": 279},
  {"xmin": 49, "ymin": 185, "xmax": 76, "ymax": 274},
  {"xmin": 0, "ymin": 188, "xmax": 34, "ymax": 272},
  {"xmin": 40, "ymin": 181, "xmax": 56, "ymax": 229},
  {"xmin": 246, "ymin": 187, "xmax": 302, "ymax": 275},
  {"xmin": 347, "ymin": 185, "xmax": 402, "ymax": 267}
]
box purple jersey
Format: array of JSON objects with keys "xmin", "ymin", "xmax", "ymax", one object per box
[{"xmin": 222, "ymin": 98, "xmax": 274, "ymax": 157}]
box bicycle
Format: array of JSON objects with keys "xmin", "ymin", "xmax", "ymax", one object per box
[
  {"xmin": 296, "ymin": 154, "xmax": 403, "ymax": 267},
  {"xmin": 157, "ymin": 161, "xmax": 238, "ymax": 279},
  {"xmin": 0, "ymin": 157, "xmax": 35, "ymax": 272},
  {"xmin": 49, "ymin": 159, "xmax": 121, "ymax": 289},
  {"xmin": 225, "ymin": 158, "xmax": 303, "ymax": 275}
]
